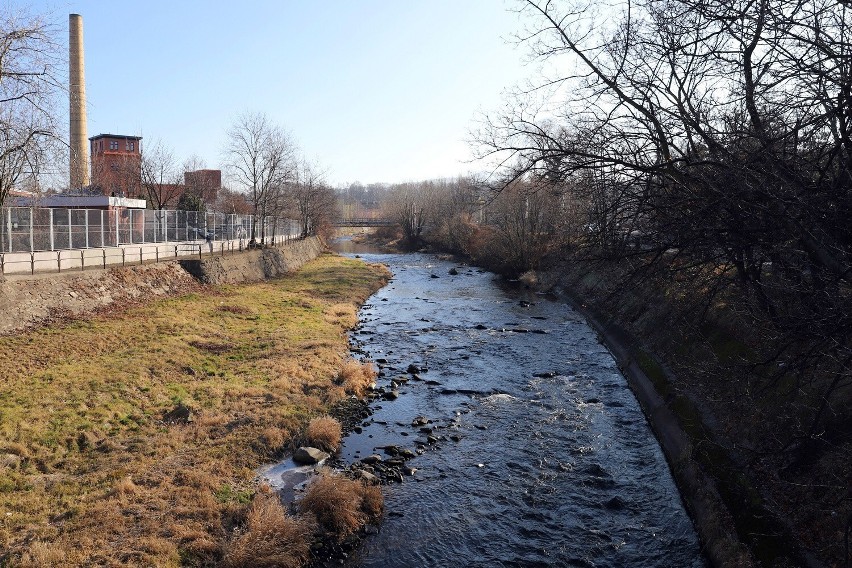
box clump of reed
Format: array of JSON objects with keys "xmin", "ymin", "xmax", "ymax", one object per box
[
  {"xmin": 298, "ymin": 472, "xmax": 383, "ymax": 541},
  {"xmin": 221, "ymin": 488, "xmax": 313, "ymax": 568},
  {"xmin": 305, "ymin": 416, "xmax": 342, "ymax": 453},
  {"xmin": 337, "ymin": 358, "xmax": 376, "ymax": 397}
]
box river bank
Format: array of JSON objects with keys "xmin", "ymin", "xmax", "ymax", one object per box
[
  {"xmin": 338, "ymin": 232, "xmax": 844, "ymax": 567},
  {"xmin": 543, "ymin": 260, "xmax": 835, "ymax": 567},
  {"xmin": 0, "ymin": 252, "xmax": 390, "ymax": 567}
]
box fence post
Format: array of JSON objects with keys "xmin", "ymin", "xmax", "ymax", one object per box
[
  {"xmin": 6, "ymin": 209, "xmax": 11, "ymax": 253},
  {"xmin": 30, "ymin": 252, "xmax": 34, "ymax": 274},
  {"xmin": 80, "ymin": 249, "xmax": 84, "ymax": 271},
  {"xmin": 122, "ymin": 248, "xmax": 126, "ymax": 267},
  {"xmin": 49, "ymin": 209, "xmax": 54, "ymax": 251},
  {"xmin": 155, "ymin": 246, "xmax": 159, "ymax": 263},
  {"xmin": 115, "ymin": 209, "xmax": 119, "ymax": 246},
  {"xmin": 100, "ymin": 210, "xmax": 105, "ymax": 248},
  {"xmin": 139, "ymin": 247, "xmax": 143, "ymax": 265},
  {"xmin": 29, "ymin": 208, "xmax": 34, "ymax": 253},
  {"xmin": 103, "ymin": 248, "xmax": 106, "ymax": 269},
  {"xmin": 0, "ymin": 253, "xmax": 4, "ymax": 275},
  {"xmin": 68, "ymin": 209, "xmax": 73, "ymax": 250},
  {"xmin": 57, "ymin": 251, "xmax": 61, "ymax": 273},
  {"xmin": 85, "ymin": 209, "xmax": 90, "ymax": 249},
  {"xmin": 175, "ymin": 245, "xmax": 178, "ymax": 258}
]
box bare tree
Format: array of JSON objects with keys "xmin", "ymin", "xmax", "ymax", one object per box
[
  {"xmin": 479, "ymin": 179, "xmax": 573, "ymax": 274},
  {"xmin": 385, "ymin": 182, "xmax": 431, "ymax": 247},
  {"xmin": 478, "ymin": 0, "xmax": 852, "ymax": 349},
  {"xmin": 0, "ymin": 9, "xmax": 60, "ymax": 207},
  {"xmin": 411, "ymin": 177, "xmax": 485, "ymax": 256},
  {"xmin": 140, "ymin": 139, "xmax": 182, "ymax": 209},
  {"xmin": 477, "ymin": 3, "xmax": 852, "ymax": 564},
  {"xmin": 216, "ymin": 186, "xmax": 253, "ymax": 215},
  {"xmin": 287, "ymin": 160, "xmax": 337, "ymax": 238},
  {"xmin": 223, "ymin": 112, "xmax": 297, "ymax": 244}
]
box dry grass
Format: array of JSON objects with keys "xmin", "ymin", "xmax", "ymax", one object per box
[
  {"xmin": 112, "ymin": 474, "xmax": 137, "ymax": 498},
  {"xmin": 18, "ymin": 540, "xmax": 66, "ymax": 568},
  {"xmin": 338, "ymin": 358, "xmax": 377, "ymax": 397},
  {"xmin": 298, "ymin": 472, "xmax": 384, "ymax": 541},
  {"xmin": 0, "ymin": 254, "xmax": 390, "ymax": 567},
  {"xmin": 360, "ymin": 483, "xmax": 384, "ymax": 520},
  {"xmin": 221, "ymin": 488, "xmax": 313, "ymax": 568},
  {"xmin": 259, "ymin": 426, "xmax": 287, "ymax": 454},
  {"xmin": 305, "ymin": 416, "xmax": 342, "ymax": 452},
  {"xmin": 324, "ymin": 303, "xmax": 358, "ymax": 328}
]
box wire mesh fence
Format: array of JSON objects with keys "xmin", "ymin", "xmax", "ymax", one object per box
[{"xmin": 0, "ymin": 207, "xmax": 300, "ymax": 253}]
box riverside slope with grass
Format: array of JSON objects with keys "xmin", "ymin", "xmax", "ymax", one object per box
[{"xmin": 0, "ymin": 250, "xmax": 390, "ymax": 567}]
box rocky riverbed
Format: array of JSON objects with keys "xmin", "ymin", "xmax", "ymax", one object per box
[{"xmin": 320, "ymin": 250, "xmax": 706, "ymax": 567}]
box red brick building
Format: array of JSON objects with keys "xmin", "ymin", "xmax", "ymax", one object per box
[{"xmin": 89, "ymin": 134, "xmax": 143, "ymax": 198}]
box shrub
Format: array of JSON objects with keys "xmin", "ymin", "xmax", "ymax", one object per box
[
  {"xmin": 221, "ymin": 489, "xmax": 313, "ymax": 568},
  {"xmin": 305, "ymin": 416, "xmax": 341, "ymax": 453},
  {"xmin": 298, "ymin": 472, "xmax": 383, "ymax": 541},
  {"xmin": 338, "ymin": 359, "xmax": 376, "ymax": 397}
]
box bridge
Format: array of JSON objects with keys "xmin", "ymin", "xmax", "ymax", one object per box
[{"xmin": 335, "ymin": 218, "xmax": 395, "ymax": 227}]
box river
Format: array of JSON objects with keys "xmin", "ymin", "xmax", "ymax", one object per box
[{"xmin": 333, "ymin": 243, "xmax": 705, "ymax": 567}]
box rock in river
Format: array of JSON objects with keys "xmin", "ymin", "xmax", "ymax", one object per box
[{"xmin": 292, "ymin": 446, "xmax": 329, "ymax": 465}]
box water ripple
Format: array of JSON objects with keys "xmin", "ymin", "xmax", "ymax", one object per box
[{"xmin": 339, "ymin": 252, "xmax": 705, "ymax": 568}]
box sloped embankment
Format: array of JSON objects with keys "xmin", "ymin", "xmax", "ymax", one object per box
[
  {"xmin": 0, "ymin": 252, "xmax": 391, "ymax": 567},
  {"xmin": 0, "ymin": 237, "xmax": 324, "ymax": 336},
  {"xmin": 546, "ymin": 262, "xmax": 834, "ymax": 568}
]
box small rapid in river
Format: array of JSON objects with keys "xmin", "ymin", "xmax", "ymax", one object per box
[{"xmin": 334, "ymin": 246, "xmax": 705, "ymax": 567}]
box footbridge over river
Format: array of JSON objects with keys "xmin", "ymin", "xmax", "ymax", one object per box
[{"xmin": 334, "ymin": 217, "xmax": 394, "ymax": 228}]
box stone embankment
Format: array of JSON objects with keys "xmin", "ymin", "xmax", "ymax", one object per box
[
  {"xmin": 180, "ymin": 237, "xmax": 324, "ymax": 284},
  {"xmin": 0, "ymin": 237, "xmax": 324, "ymax": 336}
]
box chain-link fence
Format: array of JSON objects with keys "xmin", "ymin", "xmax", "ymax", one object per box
[{"xmin": 0, "ymin": 207, "xmax": 300, "ymax": 253}]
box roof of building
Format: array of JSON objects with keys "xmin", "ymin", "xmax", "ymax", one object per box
[
  {"xmin": 9, "ymin": 194, "xmax": 147, "ymax": 209},
  {"xmin": 89, "ymin": 133, "xmax": 143, "ymax": 141}
]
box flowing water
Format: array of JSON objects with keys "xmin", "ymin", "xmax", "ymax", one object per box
[{"xmin": 333, "ymin": 243, "xmax": 705, "ymax": 567}]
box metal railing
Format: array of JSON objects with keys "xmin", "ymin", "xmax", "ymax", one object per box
[{"xmin": 0, "ymin": 206, "xmax": 302, "ymax": 276}]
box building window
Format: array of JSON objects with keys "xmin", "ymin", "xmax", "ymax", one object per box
[
  {"xmin": 126, "ymin": 141, "xmax": 135, "ymax": 151},
  {"xmin": 109, "ymin": 141, "xmax": 119, "ymax": 150}
]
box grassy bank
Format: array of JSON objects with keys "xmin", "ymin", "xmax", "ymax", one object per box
[{"xmin": 0, "ymin": 253, "xmax": 390, "ymax": 566}]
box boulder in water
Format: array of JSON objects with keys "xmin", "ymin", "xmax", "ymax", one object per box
[{"xmin": 292, "ymin": 446, "xmax": 329, "ymax": 465}]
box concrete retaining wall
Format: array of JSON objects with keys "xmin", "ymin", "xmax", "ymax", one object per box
[{"xmin": 179, "ymin": 236, "xmax": 324, "ymax": 285}]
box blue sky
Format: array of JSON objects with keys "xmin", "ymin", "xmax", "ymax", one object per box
[{"xmin": 17, "ymin": 0, "xmax": 534, "ymax": 186}]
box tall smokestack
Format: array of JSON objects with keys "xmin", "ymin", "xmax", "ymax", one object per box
[{"xmin": 69, "ymin": 14, "xmax": 89, "ymax": 190}]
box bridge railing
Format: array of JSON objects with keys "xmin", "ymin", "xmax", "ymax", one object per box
[{"xmin": 335, "ymin": 218, "xmax": 394, "ymax": 227}]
